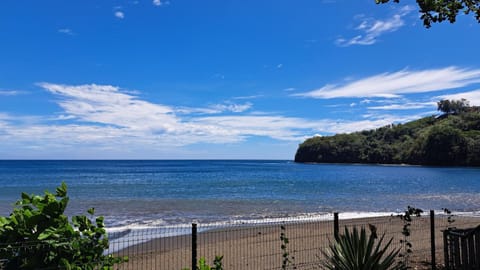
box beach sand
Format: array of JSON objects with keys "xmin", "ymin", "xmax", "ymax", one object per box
[{"xmin": 111, "ymin": 215, "xmax": 480, "ymax": 270}]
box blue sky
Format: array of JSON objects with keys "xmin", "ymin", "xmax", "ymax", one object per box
[{"xmin": 1, "ymin": 0, "xmax": 480, "ymax": 159}]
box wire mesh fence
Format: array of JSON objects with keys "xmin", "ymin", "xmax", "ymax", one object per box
[
  {"xmin": 1, "ymin": 212, "xmax": 479, "ymax": 270},
  {"xmin": 195, "ymin": 219, "xmax": 333, "ymax": 270}
]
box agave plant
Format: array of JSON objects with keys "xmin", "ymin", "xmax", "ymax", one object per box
[{"xmin": 321, "ymin": 226, "xmax": 405, "ymax": 270}]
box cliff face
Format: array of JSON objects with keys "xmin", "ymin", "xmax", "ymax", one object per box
[{"xmin": 295, "ymin": 110, "xmax": 480, "ymax": 166}]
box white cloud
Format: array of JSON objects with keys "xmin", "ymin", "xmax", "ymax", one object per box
[
  {"xmin": 0, "ymin": 90, "xmax": 26, "ymax": 96},
  {"xmin": 49, "ymin": 114, "xmax": 77, "ymax": 121},
  {"xmin": 32, "ymin": 83, "xmax": 324, "ymax": 144},
  {"xmin": 438, "ymin": 89, "xmax": 480, "ymax": 106},
  {"xmin": 212, "ymin": 73, "xmax": 225, "ymax": 79},
  {"xmin": 152, "ymin": 0, "xmax": 170, "ymax": 7},
  {"xmin": 322, "ymin": 117, "xmax": 406, "ymax": 134},
  {"xmin": 210, "ymin": 102, "xmax": 252, "ymax": 113},
  {"xmin": 114, "ymin": 11, "xmax": 125, "ymax": 19},
  {"xmin": 232, "ymin": 95, "xmax": 263, "ymax": 100},
  {"xmin": 1, "ymin": 82, "xmax": 445, "ymax": 158},
  {"xmin": 176, "ymin": 102, "xmax": 253, "ymax": 115},
  {"xmin": 174, "ymin": 107, "xmax": 220, "ymax": 115},
  {"xmin": 38, "ymin": 83, "xmax": 177, "ymax": 132},
  {"xmin": 277, "ymin": 64, "xmax": 283, "ymax": 69},
  {"xmin": 191, "ymin": 115, "xmax": 405, "ymax": 141},
  {"xmin": 1, "ymin": 111, "xmax": 413, "ymax": 157},
  {"xmin": 296, "ymin": 67, "xmax": 480, "ymax": 99},
  {"xmin": 360, "ymin": 99, "xmax": 372, "ymax": 104},
  {"xmin": 336, "ymin": 5, "xmax": 413, "ymax": 47},
  {"xmin": 368, "ymin": 102, "xmax": 436, "ymax": 110},
  {"xmin": 58, "ymin": 28, "xmax": 74, "ymax": 35}
]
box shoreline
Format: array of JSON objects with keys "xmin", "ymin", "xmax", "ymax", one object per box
[
  {"xmin": 109, "ymin": 214, "xmax": 480, "ymax": 270},
  {"xmin": 105, "ymin": 209, "xmax": 480, "ymax": 233},
  {"xmin": 296, "ymin": 160, "xmax": 480, "ymax": 168}
]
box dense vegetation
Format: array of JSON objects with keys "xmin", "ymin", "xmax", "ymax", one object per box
[
  {"xmin": 376, "ymin": 0, "xmax": 480, "ymax": 28},
  {"xmin": 295, "ymin": 100, "xmax": 480, "ymax": 166},
  {"xmin": 0, "ymin": 182, "xmax": 126, "ymax": 269}
]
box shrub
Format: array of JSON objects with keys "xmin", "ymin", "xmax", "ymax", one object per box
[
  {"xmin": 182, "ymin": 255, "xmax": 223, "ymax": 270},
  {"xmin": 322, "ymin": 226, "xmax": 404, "ymax": 270},
  {"xmin": 0, "ymin": 182, "xmax": 127, "ymax": 269}
]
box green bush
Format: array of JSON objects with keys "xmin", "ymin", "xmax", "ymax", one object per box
[
  {"xmin": 182, "ymin": 255, "xmax": 223, "ymax": 270},
  {"xmin": 322, "ymin": 226, "xmax": 404, "ymax": 270},
  {"xmin": 0, "ymin": 182, "xmax": 127, "ymax": 269}
]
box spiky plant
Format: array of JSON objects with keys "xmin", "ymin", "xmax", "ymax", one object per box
[{"xmin": 321, "ymin": 226, "xmax": 405, "ymax": 270}]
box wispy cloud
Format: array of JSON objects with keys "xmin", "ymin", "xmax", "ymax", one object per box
[
  {"xmin": 174, "ymin": 107, "xmax": 220, "ymax": 115},
  {"xmin": 33, "ymin": 83, "xmax": 320, "ymax": 143},
  {"xmin": 152, "ymin": 0, "xmax": 170, "ymax": 7},
  {"xmin": 336, "ymin": 6, "xmax": 413, "ymax": 47},
  {"xmin": 368, "ymin": 102, "xmax": 436, "ymax": 110},
  {"xmin": 232, "ymin": 95, "xmax": 263, "ymax": 100},
  {"xmin": 438, "ymin": 89, "xmax": 480, "ymax": 106},
  {"xmin": 296, "ymin": 67, "xmax": 480, "ymax": 99},
  {"xmin": 210, "ymin": 102, "xmax": 252, "ymax": 113},
  {"xmin": 0, "ymin": 90, "xmax": 27, "ymax": 96},
  {"xmin": 58, "ymin": 28, "xmax": 74, "ymax": 35},
  {"xmin": 1, "ymin": 111, "xmax": 409, "ymax": 157},
  {"xmin": 176, "ymin": 102, "xmax": 253, "ymax": 115},
  {"xmin": 320, "ymin": 114, "xmax": 422, "ymax": 135},
  {"xmin": 0, "ymin": 82, "xmax": 424, "ymax": 156},
  {"xmin": 360, "ymin": 99, "xmax": 373, "ymax": 104},
  {"xmin": 212, "ymin": 73, "xmax": 225, "ymax": 79},
  {"xmin": 114, "ymin": 11, "xmax": 125, "ymax": 19},
  {"xmin": 38, "ymin": 83, "xmax": 176, "ymax": 131}
]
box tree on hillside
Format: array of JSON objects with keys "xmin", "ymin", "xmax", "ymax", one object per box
[
  {"xmin": 437, "ymin": 99, "xmax": 470, "ymax": 114},
  {"xmin": 375, "ymin": 0, "xmax": 480, "ymax": 28},
  {"xmin": 421, "ymin": 125, "xmax": 468, "ymax": 165}
]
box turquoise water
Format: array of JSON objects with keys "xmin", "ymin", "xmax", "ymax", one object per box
[{"xmin": 0, "ymin": 160, "xmax": 479, "ymax": 229}]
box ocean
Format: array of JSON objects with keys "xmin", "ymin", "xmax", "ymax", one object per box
[{"xmin": 1, "ymin": 160, "xmax": 479, "ymax": 231}]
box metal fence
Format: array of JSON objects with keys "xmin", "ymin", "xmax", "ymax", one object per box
[
  {"xmin": 1, "ymin": 212, "xmax": 480, "ymax": 270},
  {"xmin": 443, "ymin": 225, "xmax": 480, "ymax": 270}
]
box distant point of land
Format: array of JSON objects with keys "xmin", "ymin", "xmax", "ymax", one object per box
[{"xmin": 295, "ymin": 99, "xmax": 480, "ymax": 166}]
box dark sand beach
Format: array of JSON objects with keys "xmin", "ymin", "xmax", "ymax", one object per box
[{"xmin": 112, "ymin": 215, "xmax": 480, "ymax": 270}]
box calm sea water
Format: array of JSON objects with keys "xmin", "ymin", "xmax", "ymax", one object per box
[{"xmin": 0, "ymin": 160, "xmax": 479, "ymax": 230}]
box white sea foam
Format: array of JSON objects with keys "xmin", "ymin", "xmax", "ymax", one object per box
[
  {"xmin": 438, "ymin": 210, "xmax": 480, "ymax": 217},
  {"xmin": 105, "ymin": 210, "xmax": 480, "ymax": 251},
  {"xmin": 105, "ymin": 211, "xmax": 401, "ymax": 251},
  {"xmin": 106, "ymin": 211, "xmax": 402, "ymax": 232}
]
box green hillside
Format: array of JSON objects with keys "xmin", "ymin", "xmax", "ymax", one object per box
[{"xmin": 294, "ymin": 100, "xmax": 480, "ymax": 166}]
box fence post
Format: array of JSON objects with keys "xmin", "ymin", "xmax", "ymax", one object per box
[
  {"xmin": 334, "ymin": 212, "xmax": 339, "ymax": 240},
  {"xmin": 192, "ymin": 223, "xmax": 197, "ymax": 270},
  {"xmin": 443, "ymin": 230, "xmax": 450, "ymax": 270},
  {"xmin": 430, "ymin": 210, "xmax": 436, "ymax": 270}
]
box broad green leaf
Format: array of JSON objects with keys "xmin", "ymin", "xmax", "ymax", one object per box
[{"xmin": 56, "ymin": 181, "xmax": 68, "ymax": 197}]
